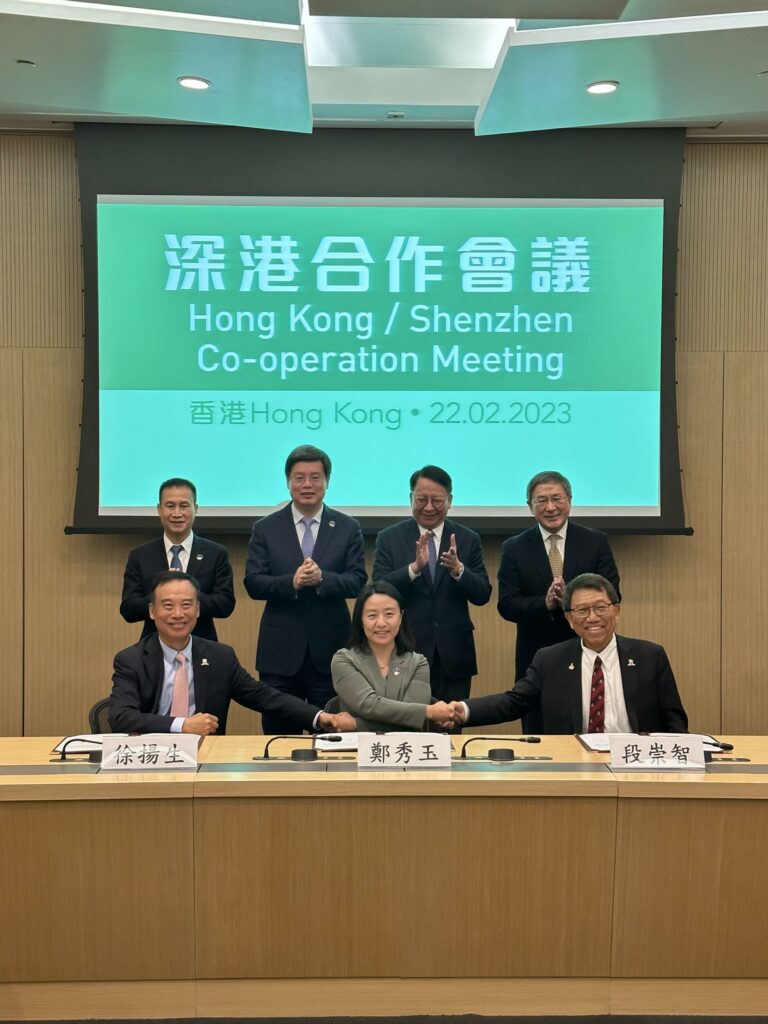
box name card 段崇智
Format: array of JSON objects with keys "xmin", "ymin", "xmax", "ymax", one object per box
[
  {"xmin": 357, "ymin": 733, "xmax": 452, "ymax": 769},
  {"xmin": 101, "ymin": 733, "xmax": 199, "ymax": 770},
  {"xmin": 609, "ymin": 734, "xmax": 705, "ymax": 771}
]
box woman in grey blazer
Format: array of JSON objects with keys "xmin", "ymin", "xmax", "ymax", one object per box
[{"xmin": 331, "ymin": 582, "xmax": 453, "ymax": 732}]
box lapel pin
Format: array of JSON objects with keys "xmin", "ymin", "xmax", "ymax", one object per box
[
  {"xmin": 627, "ymin": 658, "xmax": 636, "ymax": 667},
  {"xmin": 196, "ymin": 553, "xmax": 203, "ymax": 561},
  {"xmin": 568, "ymin": 662, "xmax": 575, "ymax": 671},
  {"xmin": 201, "ymin": 658, "xmax": 209, "ymax": 667},
  {"xmin": 329, "ymin": 520, "xmax": 336, "ymax": 527}
]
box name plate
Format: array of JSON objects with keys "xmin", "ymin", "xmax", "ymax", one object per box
[
  {"xmin": 101, "ymin": 733, "xmax": 199, "ymax": 771},
  {"xmin": 357, "ymin": 732, "xmax": 452, "ymax": 769},
  {"xmin": 609, "ymin": 734, "xmax": 705, "ymax": 770}
]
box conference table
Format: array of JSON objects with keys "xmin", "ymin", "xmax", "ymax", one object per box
[{"xmin": 0, "ymin": 734, "xmax": 767, "ymax": 1019}]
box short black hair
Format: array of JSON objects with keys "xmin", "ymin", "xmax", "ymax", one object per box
[
  {"xmin": 526, "ymin": 471, "xmax": 572, "ymax": 505},
  {"xmin": 562, "ymin": 573, "xmax": 618, "ymax": 611},
  {"xmin": 284, "ymin": 445, "xmax": 332, "ymax": 481},
  {"xmin": 347, "ymin": 581, "xmax": 414, "ymax": 654},
  {"xmin": 149, "ymin": 570, "xmax": 201, "ymax": 604},
  {"xmin": 158, "ymin": 478, "xmax": 197, "ymax": 503},
  {"xmin": 409, "ymin": 465, "xmax": 452, "ymax": 494}
]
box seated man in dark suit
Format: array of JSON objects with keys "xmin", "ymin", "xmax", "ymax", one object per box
[
  {"xmin": 109, "ymin": 572, "xmax": 356, "ymax": 736},
  {"xmin": 244, "ymin": 445, "xmax": 367, "ymax": 734},
  {"xmin": 373, "ymin": 465, "xmax": 492, "ymax": 701},
  {"xmin": 450, "ymin": 573, "xmax": 688, "ymax": 735},
  {"xmin": 120, "ymin": 477, "xmax": 235, "ymax": 642}
]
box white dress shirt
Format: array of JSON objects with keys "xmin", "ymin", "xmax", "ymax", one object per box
[
  {"xmin": 538, "ymin": 519, "xmax": 568, "ymax": 564},
  {"xmin": 579, "ymin": 634, "xmax": 631, "ymax": 733},
  {"xmin": 163, "ymin": 532, "xmax": 194, "ymax": 571}
]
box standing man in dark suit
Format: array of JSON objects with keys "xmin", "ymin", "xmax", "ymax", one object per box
[
  {"xmin": 499, "ymin": 469, "xmax": 621, "ymax": 677},
  {"xmin": 244, "ymin": 445, "xmax": 367, "ymax": 734},
  {"xmin": 109, "ymin": 572, "xmax": 355, "ymax": 735},
  {"xmin": 120, "ymin": 477, "xmax": 235, "ymax": 642},
  {"xmin": 449, "ymin": 573, "xmax": 687, "ymax": 734},
  {"xmin": 373, "ymin": 465, "xmax": 492, "ymax": 702}
]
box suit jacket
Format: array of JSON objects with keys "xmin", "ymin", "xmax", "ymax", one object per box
[
  {"xmin": 244, "ymin": 504, "xmax": 367, "ymax": 676},
  {"xmin": 498, "ymin": 521, "xmax": 621, "ymax": 680},
  {"xmin": 108, "ymin": 634, "xmax": 319, "ymax": 735},
  {"xmin": 466, "ymin": 634, "xmax": 688, "ymax": 734},
  {"xmin": 120, "ymin": 535, "xmax": 235, "ymax": 642},
  {"xmin": 331, "ymin": 647, "xmax": 431, "ymax": 732},
  {"xmin": 372, "ymin": 518, "xmax": 492, "ymax": 679}
]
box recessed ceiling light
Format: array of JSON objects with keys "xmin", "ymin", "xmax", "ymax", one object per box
[
  {"xmin": 177, "ymin": 76, "xmax": 211, "ymax": 91},
  {"xmin": 586, "ymin": 80, "xmax": 619, "ymax": 95}
]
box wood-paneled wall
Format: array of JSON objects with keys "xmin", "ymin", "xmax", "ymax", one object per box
[{"xmin": 0, "ymin": 134, "xmax": 764, "ymax": 737}]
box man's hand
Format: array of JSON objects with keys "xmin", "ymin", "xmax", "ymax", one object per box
[
  {"xmin": 182, "ymin": 713, "xmax": 218, "ymax": 735},
  {"xmin": 410, "ymin": 530, "xmax": 431, "ymax": 575},
  {"xmin": 425, "ymin": 700, "xmax": 457, "ymax": 728},
  {"xmin": 447, "ymin": 701, "xmax": 467, "ymax": 726},
  {"xmin": 293, "ymin": 558, "xmax": 323, "ymax": 589},
  {"xmin": 439, "ymin": 533, "xmax": 463, "ymax": 577},
  {"xmin": 546, "ymin": 575, "xmax": 564, "ymax": 611},
  {"xmin": 318, "ymin": 710, "xmax": 357, "ymax": 732}
]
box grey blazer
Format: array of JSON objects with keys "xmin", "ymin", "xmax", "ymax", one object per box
[{"xmin": 331, "ymin": 647, "xmax": 431, "ymax": 732}]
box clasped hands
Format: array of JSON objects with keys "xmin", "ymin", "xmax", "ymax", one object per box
[
  {"xmin": 294, "ymin": 558, "xmax": 323, "ymax": 589},
  {"xmin": 546, "ymin": 574, "xmax": 565, "ymax": 611}
]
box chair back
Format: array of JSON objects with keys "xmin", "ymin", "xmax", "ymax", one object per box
[{"xmin": 89, "ymin": 697, "xmax": 112, "ymax": 734}]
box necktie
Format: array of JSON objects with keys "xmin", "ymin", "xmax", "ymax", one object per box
[
  {"xmin": 300, "ymin": 517, "xmax": 316, "ymax": 558},
  {"xmin": 170, "ymin": 652, "xmax": 189, "ymax": 717},
  {"xmin": 547, "ymin": 534, "xmax": 563, "ymax": 577},
  {"xmin": 588, "ymin": 655, "xmax": 605, "ymax": 733},
  {"xmin": 424, "ymin": 531, "xmax": 437, "ymax": 584},
  {"xmin": 169, "ymin": 544, "xmax": 183, "ymax": 570}
]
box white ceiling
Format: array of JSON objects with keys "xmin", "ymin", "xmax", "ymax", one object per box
[{"xmin": 1, "ymin": 0, "xmax": 768, "ymax": 135}]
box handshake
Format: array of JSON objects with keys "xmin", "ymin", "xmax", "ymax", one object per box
[{"xmin": 425, "ymin": 700, "xmax": 466, "ymax": 729}]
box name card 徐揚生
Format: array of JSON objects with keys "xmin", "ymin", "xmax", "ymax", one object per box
[
  {"xmin": 101, "ymin": 733, "xmax": 199, "ymax": 771},
  {"xmin": 357, "ymin": 732, "xmax": 452, "ymax": 769},
  {"xmin": 608, "ymin": 734, "xmax": 705, "ymax": 771}
]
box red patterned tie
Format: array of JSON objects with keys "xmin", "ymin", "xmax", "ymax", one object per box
[{"xmin": 588, "ymin": 655, "xmax": 605, "ymax": 733}]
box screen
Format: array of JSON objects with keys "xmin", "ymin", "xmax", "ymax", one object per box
[{"xmin": 97, "ymin": 195, "xmax": 664, "ymax": 522}]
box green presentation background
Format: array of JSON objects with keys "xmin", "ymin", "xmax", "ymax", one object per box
[{"xmin": 97, "ymin": 200, "xmax": 662, "ymax": 510}]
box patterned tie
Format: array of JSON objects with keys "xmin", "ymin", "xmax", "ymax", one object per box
[
  {"xmin": 424, "ymin": 531, "xmax": 438, "ymax": 584},
  {"xmin": 588, "ymin": 655, "xmax": 605, "ymax": 733},
  {"xmin": 300, "ymin": 517, "xmax": 316, "ymax": 558},
  {"xmin": 547, "ymin": 534, "xmax": 563, "ymax": 577},
  {"xmin": 170, "ymin": 652, "xmax": 189, "ymax": 717},
  {"xmin": 169, "ymin": 544, "xmax": 183, "ymax": 570}
]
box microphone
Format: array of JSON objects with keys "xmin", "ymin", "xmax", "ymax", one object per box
[
  {"xmin": 58, "ymin": 736, "xmax": 103, "ymax": 762},
  {"xmin": 460, "ymin": 735, "xmax": 541, "ymax": 761},
  {"xmin": 708, "ymin": 738, "xmax": 734, "ymax": 751},
  {"xmin": 259, "ymin": 735, "xmax": 319, "ymax": 761}
]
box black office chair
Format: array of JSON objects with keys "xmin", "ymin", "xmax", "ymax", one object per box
[
  {"xmin": 88, "ymin": 697, "xmax": 112, "ymax": 734},
  {"xmin": 324, "ymin": 695, "xmax": 342, "ymax": 714}
]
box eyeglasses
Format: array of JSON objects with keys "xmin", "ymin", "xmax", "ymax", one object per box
[
  {"xmin": 531, "ymin": 495, "xmax": 568, "ymax": 509},
  {"xmin": 290, "ymin": 473, "xmax": 324, "ymax": 485},
  {"xmin": 566, "ymin": 602, "xmax": 616, "ymax": 620},
  {"xmin": 412, "ymin": 495, "xmax": 447, "ymax": 510}
]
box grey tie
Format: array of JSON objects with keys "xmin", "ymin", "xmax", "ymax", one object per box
[
  {"xmin": 300, "ymin": 517, "xmax": 316, "ymax": 558},
  {"xmin": 169, "ymin": 544, "xmax": 183, "ymax": 570}
]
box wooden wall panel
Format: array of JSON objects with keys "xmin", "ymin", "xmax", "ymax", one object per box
[
  {"xmin": 0, "ymin": 135, "xmax": 82, "ymax": 349},
  {"xmin": 0, "ymin": 350, "xmax": 23, "ymax": 736},
  {"xmin": 678, "ymin": 143, "xmax": 768, "ymax": 353},
  {"xmin": 722, "ymin": 352, "xmax": 768, "ymax": 733}
]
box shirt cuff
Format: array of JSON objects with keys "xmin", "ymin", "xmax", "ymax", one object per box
[
  {"xmin": 312, "ymin": 711, "xmax": 324, "ymax": 731},
  {"xmin": 170, "ymin": 717, "xmax": 184, "ymax": 733},
  {"xmin": 408, "ymin": 565, "xmax": 420, "ymax": 581},
  {"xmin": 460, "ymin": 701, "xmax": 470, "ymax": 723}
]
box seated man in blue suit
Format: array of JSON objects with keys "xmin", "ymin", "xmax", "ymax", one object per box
[
  {"xmin": 450, "ymin": 573, "xmax": 688, "ymax": 735},
  {"xmin": 120, "ymin": 477, "xmax": 235, "ymax": 642},
  {"xmin": 373, "ymin": 465, "xmax": 492, "ymax": 702},
  {"xmin": 109, "ymin": 571, "xmax": 356, "ymax": 736},
  {"xmin": 244, "ymin": 445, "xmax": 367, "ymax": 734}
]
